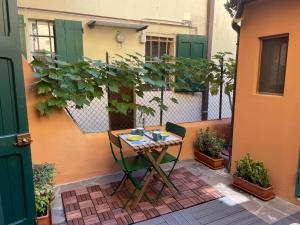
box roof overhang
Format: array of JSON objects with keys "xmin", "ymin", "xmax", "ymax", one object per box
[{"xmin": 87, "ymin": 19, "xmax": 148, "ymax": 32}]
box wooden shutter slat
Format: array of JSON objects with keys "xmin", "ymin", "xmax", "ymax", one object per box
[
  {"xmin": 175, "ymin": 34, "xmax": 208, "ymax": 93},
  {"xmin": 54, "ymin": 20, "xmax": 83, "ymax": 63}
]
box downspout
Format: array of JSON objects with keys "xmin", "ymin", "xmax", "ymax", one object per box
[
  {"xmin": 202, "ymin": 0, "xmax": 215, "ymax": 120},
  {"xmin": 228, "ymin": 0, "xmax": 246, "ymax": 171}
]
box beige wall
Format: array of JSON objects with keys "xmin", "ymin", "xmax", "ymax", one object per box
[
  {"xmin": 18, "ymin": 10, "xmax": 146, "ymax": 61},
  {"xmin": 17, "ymin": 0, "xmax": 236, "ymax": 61},
  {"xmin": 211, "ymin": 0, "xmax": 236, "ymax": 57},
  {"xmin": 17, "ymin": 0, "xmax": 207, "ymax": 33},
  {"xmin": 232, "ymin": 0, "xmax": 300, "ymax": 205},
  {"xmin": 17, "ymin": 0, "xmax": 205, "ymax": 61}
]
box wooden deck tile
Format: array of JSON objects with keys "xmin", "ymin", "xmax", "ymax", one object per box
[{"xmin": 61, "ymin": 167, "xmax": 222, "ymax": 225}]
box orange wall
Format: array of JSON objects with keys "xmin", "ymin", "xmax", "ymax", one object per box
[
  {"xmin": 232, "ymin": 0, "xmax": 300, "ymax": 205},
  {"xmin": 22, "ymin": 58, "xmax": 230, "ymax": 184}
]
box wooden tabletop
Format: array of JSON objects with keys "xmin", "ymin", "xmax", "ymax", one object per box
[{"xmin": 119, "ymin": 131, "xmax": 183, "ymax": 152}]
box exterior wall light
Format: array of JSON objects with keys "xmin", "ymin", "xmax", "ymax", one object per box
[{"xmin": 116, "ymin": 31, "xmax": 125, "ymax": 43}]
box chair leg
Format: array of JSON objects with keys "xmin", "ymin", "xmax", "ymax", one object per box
[
  {"xmin": 155, "ymin": 161, "xmax": 180, "ymax": 202},
  {"xmin": 111, "ymin": 174, "xmax": 127, "ymax": 196},
  {"xmin": 123, "ymin": 188, "xmax": 137, "ymax": 208},
  {"xmin": 160, "ymin": 166, "xmax": 180, "ymax": 193},
  {"xmin": 123, "ymin": 169, "xmax": 151, "ymax": 208},
  {"xmin": 140, "ymin": 168, "xmax": 152, "ymax": 203}
]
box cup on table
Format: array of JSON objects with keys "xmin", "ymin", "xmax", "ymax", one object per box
[
  {"xmin": 152, "ymin": 131, "xmax": 161, "ymax": 141},
  {"xmin": 136, "ymin": 127, "xmax": 144, "ymax": 136},
  {"xmin": 161, "ymin": 134, "xmax": 168, "ymax": 141},
  {"xmin": 131, "ymin": 129, "xmax": 137, "ymax": 135}
]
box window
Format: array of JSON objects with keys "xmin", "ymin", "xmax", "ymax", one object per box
[
  {"xmin": 257, "ymin": 35, "xmax": 288, "ymax": 95},
  {"xmin": 29, "ymin": 20, "xmax": 55, "ymax": 60},
  {"xmin": 145, "ymin": 36, "xmax": 174, "ymax": 63}
]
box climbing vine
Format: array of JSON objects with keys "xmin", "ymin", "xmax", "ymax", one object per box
[{"xmin": 31, "ymin": 52, "xmax": 235, "ymax": 116}]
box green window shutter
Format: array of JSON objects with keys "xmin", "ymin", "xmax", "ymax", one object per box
[
  {"xmin": 175, "ymin": 34, "xmax": 208, "ymax": 92},
  {"xmin": 54, "ymin": 20, "xmax": 83, "ymax": 63},
  {"xmin": 18, "ymin": 15, "xmax": 27, "ymax": 59}
]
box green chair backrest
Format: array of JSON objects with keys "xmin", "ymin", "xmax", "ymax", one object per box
[
  {"xmin": 107, "ymin": 131, "xmax": 132, "ymax": 173},
  {"xmin": 166, "ymin": 122, "xmax": 186, "ymax": 139},
  {"xmin": 107, "ymin": 131, "xmax": 122, "ymax": 163},
  {"xmin": 108, "ymin": 131, "xmax": 122, "ymax": 148}
]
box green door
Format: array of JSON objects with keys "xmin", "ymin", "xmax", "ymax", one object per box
[
  {"xmin": 175, "ymin": 34, "xmax": 208, "ymax": 92},
  {"xmin": 0, "ymin": 0, "xmax": 36, "ymax": 224}
]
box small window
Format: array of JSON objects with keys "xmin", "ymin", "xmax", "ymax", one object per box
[
  {"xmin": 257, "ymin": 35, "xmax": 288, "ymax": 95},
  {"xmin": 29, "ymin": 20, "xmax": 55, "ymax": 60},
  {"xmin": 145, "ymin": 36, "xmax": 175, "ymax": 90},
  {"xmin": 145, "ymin": 36, "xmax": 174, "ymax": 63}
]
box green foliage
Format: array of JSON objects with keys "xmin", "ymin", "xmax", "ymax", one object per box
[
  {"xmin": 173, "ymin": 56, "xmax": 215, "ymax": 91},
  {"xmin": 209, "ymin": 52, "xmax": 236, "ymax": 111},
  {"xmin": 224, "ymin": 0, "xmax": 240, "ymax": 17},
  {"xmin": 33, "ymin": 163, "xmax": 56, "ymax": 217},
  {"xmin": 31, "ymin": 52, "xmax": 235, "ymax": 116},
  {"xmin": 210, "ymin": 52, "xmax": 235, "ymax": 96},
  {"xmin": 195, "ymin": 128, "xmax": 225, "ymax": 159},
  {"xmin": 235, "ymin": 154, "xmax": 270, "ymax": 188}
]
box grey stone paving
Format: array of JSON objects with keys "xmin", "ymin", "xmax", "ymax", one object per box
[
  {"xmin": 136, "ymin": 197, "xmax": 268, "ymax": 225},
  {"xmin": 51, "ymin": 160, "xmax": 300, "ymax": 225}
]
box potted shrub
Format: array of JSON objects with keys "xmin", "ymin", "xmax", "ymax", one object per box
[
  {"xmin": 33, "ymin": 163, "xmax": 56, "ymax": 225},
  {"xmin": 194, "ymin": 128, "xmax": 225, "ymax": 169},
  {"xmin": 233, "ymin": 154, "xmax": 274, "ymax": 201}
]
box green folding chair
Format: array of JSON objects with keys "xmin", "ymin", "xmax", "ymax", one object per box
[
  {"xmin": 108, "ymin": 131, "xmax": 151, "ymax": 208},
  {"xmin": 150, "ymin": 122, "xmax": 186, "ymax": 201}
]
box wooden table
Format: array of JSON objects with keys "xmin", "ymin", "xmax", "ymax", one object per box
[{"xmin": 119, "ymin": 131, "xmax": 183, "ymax": 208}]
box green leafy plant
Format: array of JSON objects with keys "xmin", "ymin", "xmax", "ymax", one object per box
[
  {"xmin": 195, "ymin": 128, "xmax": 225, "ymax": 159},
  {"xmin": 31, "ymin": 52, "xmax": 235, "ymax": 117},
  {"xmin": 224, "ymin": 0, "xmax": 240, "ymax": 17},
  {"xmin": 234, "ymin": 154, "xmax": 270, "ymax": 188},
  {"xmin": 30, "ymin": 53, "xmax": 215, "ymax": 116},
  {"xmin": 33, "ymin": 163, "xmax": 56, "ymax": 217},
  {"xmin": 210, "ymin": 52, "xmax": 236, "ymax": 110}
]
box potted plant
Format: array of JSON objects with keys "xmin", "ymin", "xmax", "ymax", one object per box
[
  {"xmin": 194, "ymin": 128, "xmax": 225, "ymax": 169},
  {"xmin": 233, "ymin": 154, "xmax": 274, "ymax": 201},
  {"xmin": 33, "ymin": 163, "xmax": 56, "ymax": 225}
]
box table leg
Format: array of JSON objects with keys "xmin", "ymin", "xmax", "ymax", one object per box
[
  {"xmin": 131, "ymin": 168, "xmax": 155, "ymax": 208},
  {"xmin": 131, "ymin": 148, "xmax": 168, "ymax": 208},
  {"xmin": 145, "ymin": 148, "xmax": 178, "ymax": 198}
]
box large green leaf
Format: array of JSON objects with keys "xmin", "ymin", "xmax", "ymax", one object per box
[{"xmin": 30, "ymin": 52, "xmax": 234, "ymax": 116}]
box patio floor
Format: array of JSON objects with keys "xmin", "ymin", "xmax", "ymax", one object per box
[{"xmin": 51, "ymin": 160, "xmax": 300, "ymax": 225}]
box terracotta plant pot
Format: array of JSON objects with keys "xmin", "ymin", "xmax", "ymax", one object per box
[
  {"xmin": 194, "ymin": 150, "xmax": 224, "ymax": 170},
  {"xmin": 36, "ymin": 206, "xmax": 52, "ymax": 225},
  {"xmin": 233, "ymin": 175, "xmax": 275, "ymax": 201}
]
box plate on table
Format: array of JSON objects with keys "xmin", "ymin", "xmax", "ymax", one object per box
[
  {"xmin": 127, "ymin": 135, "xmax": 142, "ymax": 141},
  {"xmin": 160, "ymin": 131, "xmax": 170, "ymax": 136}
]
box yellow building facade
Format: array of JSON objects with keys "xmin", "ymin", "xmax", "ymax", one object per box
[{"xmin": 17, "ymin": 0, "xmax": 236, "ymax": 61}]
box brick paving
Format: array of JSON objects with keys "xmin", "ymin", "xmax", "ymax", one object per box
[{"xmin": 61, "ymin": 167, "xmax": 222, "ymax": 225}]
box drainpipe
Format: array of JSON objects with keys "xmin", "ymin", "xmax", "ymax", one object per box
[
  {"xmin": 228, "ymin": 0, "xmax": 246, "ymax": 171},
  {"xmin": 201, "ymin": 0, "xmax": 215, "ymax": 121}
]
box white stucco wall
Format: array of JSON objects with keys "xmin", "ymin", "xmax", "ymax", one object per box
[
  {"xmin": 66, "ymin": 90, "xmax": 202, "ymax": 133},
  {"xmin": 136, "ymin": 91, "xmax": 202, "ymax": 127},
  {"xmin": 208, "ymin": 0, "xmax": 236, "ymax": 120}
]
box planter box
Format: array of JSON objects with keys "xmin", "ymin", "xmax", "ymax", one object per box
[
  {"xmin": 233, "ymin": 175, "xmax": 275, "ymax": 201},
  {"xmin": 194, "ymin": 151, "xmax": 224, "ymax": 170},
  {"xmin": 36, "ymin": 206, "xmax": 52, "ymax": 225}
]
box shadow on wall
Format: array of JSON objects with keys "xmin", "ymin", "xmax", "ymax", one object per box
[{"xmin": 22, "ymin": 57, "xmax": 231, "ymax": 185}]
